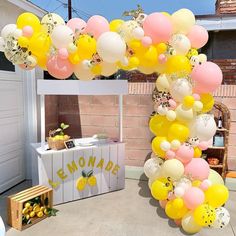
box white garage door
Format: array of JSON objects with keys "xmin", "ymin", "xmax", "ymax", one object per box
[{"xmin": 0, "ymin": 52, "xmax": 25, "ymax": 193}]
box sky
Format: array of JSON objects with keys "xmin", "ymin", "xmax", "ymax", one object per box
[{"xmin": 30, "ymin": 0, "xmax": 216, "ymax": 21}]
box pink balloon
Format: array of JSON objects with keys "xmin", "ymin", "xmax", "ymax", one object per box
[
  {"xmin": 192, "ymin": 93, "xmax": 200, "ymax": 101},
  {"xmin": 158, "ymin": 54, "xmax": 167, "ymax": 64},
  {"xmin": 184, "ymin": 158, "xmax": 210, "ymax": 181},
  {"xmin": 58, "ymin": 48, "xmax": 69, "ymax": 59},
  {"xmin": 200, "ymin": 179, "xmax": 212, "ymax": 191},
  {"xmin": 85, "ymin": 15, "xmax": 109, "ymax": 39},
  {"xmin": 141, "ymin": 36, "xmax": 152, "ymax": 47},
  {"xmin": 46, "ymin": 55, "xmax": 73, "ymax": 79},
  {"xmin": 143, "ymin": 13, "xmax": 173, "ymax": 44},
  {"xmin": 18, "ymin": 64, "xmax": 35, "ymax": 70},
  {"xmin": 174, "ymin": 219, "xmax": 182, "ymax": 226},
  {"xmin": 22, "ymin": 26, "xmax": 33, "ymax": 37},
  {"xmin": 67, "ymin": 18, "xmax": 87, "ymax": 34},
  {"xmin": 191, "ymin": 62, "xmax": 223, "ymax": 93},
  {"xmin": 175, "ymin": 144, "xmax": 194, "ymax": 164},
  {"xmin": 168, "ymin": 192, "xmax": 175, "ymax": 200},
  {"xmin": 198, "ymin": 141, "xmax": 209, "ymax": 151},
  {"xmin": 159, "ymin": 200, "xmax": 168, "ymax": 209},
  {"xmin": 168, "ymin": 99, "xmax": 177, "ymax": 109},
  {"xmin": 183, "ymin": 187, "xmax": 205, "ymax": 210},
  {"xmin": 166, "ymin": 150, "xmax": 176, "ymax": 159},
  {"xmin": 187, "ymin": 25, "xmax": 209, "ymax": 49}
]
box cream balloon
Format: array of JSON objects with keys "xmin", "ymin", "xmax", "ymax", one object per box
[
  {"xmin": 160, "ymin": 141, "xmax": 171, "ymax": 151},
  {"xmin": 171, "ymin": 9, "xmax": 195, "ymax": 34},
  {"xmin": 193, "ymin": 101, "xmax": 203, "ymax": 112},
  {"xmin": 144, "ymin": 157, "xmax": 163, "ymax": 179},
  {"xmin": 175, "ymin": 104, "xmax": 194, "ymax": 122},
  {"xmin": 1, "ymin": 24, "xmax": 17, "ymax": 38},
  {"xmin": 166, "ymin": 110, "xmax": 176, "ymax": 121},
  {"xmin": 170, "ymin": 78, "xmax": 192, "ymax": 102},
  {"xmin": 169, "ymin": 34, "xmax": 191, "ymax": 55},
  {"xmin": 41, "ymin": 13, "xmax": 65, "ymax": 34},
  {"xmin": 190, "ymin": 114, "xmax": 217, "ymax": 141},
  {"xmin": 97, "ymin": 32, "xmax": 126, "ymax": 63},
  {"xmin": 198, "ymin": 54, "xmax": 207, "ymax": 64},
  {"xmin": 208, "ymin": 169, "xmax": 224, "ymax": 185},
  {"xmin": 162, "ymin": 159, "xmax": 184, "ymax": 181},
  {"xmin": 118, "ymin": 20, "xmax": 140, "ymax": 42},
  {"xmin": 132, "ymin": 27, "xmax": 144, "ymax": 40},
  {"xmin": 101, "ymin": 62, "xmax": 118, "ymax": 76},
  {"xmin": 171, "ymin": 140, "xmax": 181, "ymax": 150},
  {"xmin": 182, "ymin": 212, "xmax": 202, "ymax": 234},
  {"xmin": 51, "ymin": 25, "xmax": 73, "ymax": 49},
  {"xmin": 156, "ymin": 74, "xmax": 170, "ymax": 92},
  {"xmin": 74, "ymin": 63, "xmax": 94, "ymax": 80}
]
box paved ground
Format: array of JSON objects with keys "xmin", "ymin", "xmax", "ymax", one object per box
[{"xmin": 0, "ymin": 179, "xmax": 235, "ymax": 236}]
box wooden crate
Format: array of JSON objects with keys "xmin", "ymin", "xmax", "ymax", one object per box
[{"xmin": 7, "ymin": 185, "xmax": 53, "ymax": 231}]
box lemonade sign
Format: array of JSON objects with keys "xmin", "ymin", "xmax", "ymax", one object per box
[{"xmin": 48, "ymin": 155, "xmax": 120, "ymax": 190}]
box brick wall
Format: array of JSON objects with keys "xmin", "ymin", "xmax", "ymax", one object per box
[{"xmin": 216, "ymin": 0, "xmax": 236, "ymax": 14}]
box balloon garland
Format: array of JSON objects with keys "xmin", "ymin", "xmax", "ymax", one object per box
[{"xmin": 0, "ymin": 8, "xmax": 230, "ymax": 233}]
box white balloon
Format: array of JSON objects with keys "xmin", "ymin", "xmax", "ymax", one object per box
[
  {"xmin": 198, "ymin": 54, "xmax": 207, "ymax": 64},
  {"xmin": 148, "ymin": 178, "xmax": 155, "ymax": 189},
  {"xmin": 175, "ymin": 104, "xmax": 195, "ymax": 122},
  {"xmin": 101, "ymin": 62, "xmax": 118, "ymax": 76},
  {"xmin": 174, "ymin": 186, "xmax": 185, "ymax": 197},
  {"xmin": 166, "ymin": 110, "xmax": 176, "ymax": 121},
  {"xmin": 160, "ymin": 141, "xmax": 171, "ymax": 151},
  {"xmin": 156, "ymin": 74, "xmax": 170, "ymax": 92},
  {"xmin": 157, "ymin": 105, "xmax": 168, "ymax": 115},
  {"xmin": 1, "ymin": 24, "xmax": 17, "ymax": 38},
  {"xmin": 170, "ymin": 78, "xmax": 192, "ymax": 102},
  {"xmin": 169, "ymin": 34, "xmax": 191, "ymax": 55},
  {"xmin": 13, "ymin": 29, "xmax": 22, "ymax": 39},
  {"xmin": 132, "ymin": 27, "xmax": 144, "ymax": 39},
  {"xmin": 97, "ymin": 32, "xmax": 126, "ymax": 63},
  {"xmin": 144, "ymin": 157, "xmax": 163, "ymax": 179},
  {"xmin": 0, "ymin": 37, "xmax": 5, "ymax": 52},
  {"xmin": 120, "ymin": 56, "xmax": 129, "ymax": 66},
  {"xmin": 171, "ymin": 140, "xmax": 181, "ymax": 150},
  {"xmin": 51, "ymin": 25, "xmax": 73, "ymax": 49},
  {"xmin": 81, "ymin": 60, "xmax": 91, "ymax": 69},
  {"xmin": 212, "ymin": 207, "xmax": 230, "ymax": 229},
  {"xmin": 190, "ymin": 114, "xmax": 217, "ymax": 141},
  {"xmin": 74, "ymin": 63, "xmax": 94, "ymax": 80}
]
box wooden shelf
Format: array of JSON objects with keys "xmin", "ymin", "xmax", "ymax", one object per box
[
  {"xmin": 216, "ymin": 128, "xmax": 228, "ymax": 132},
  {"xmin": 209, "ymin": 164, "xmax": 223, "ymax": 168},
  {"xmin": 208, "ymin": 146, "xmax": 225, "ymax": 150}
]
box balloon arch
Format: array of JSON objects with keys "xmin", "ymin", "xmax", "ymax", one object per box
[{"xmin": 0, "ymin": 8, "xmax": 230, "ymax": 234}]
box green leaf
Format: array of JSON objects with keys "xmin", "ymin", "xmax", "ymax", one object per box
[
  {"xmin": 82, "ymin": 170, "xmax": 87, "ymax": 178},
  {"xmin": 62, "ymin": 125, "xmax": 69, "ymax": 130},
  {"xmin": 55, "ymin": 128, "xmax": 62, "ymax": 132},
  {"xmin": 60, "ymin": 123, "xmax": 65, "ymax": 128},
  {"xmin": 87, "ymin": 170, "xmax": 93, "ymax": 177}
]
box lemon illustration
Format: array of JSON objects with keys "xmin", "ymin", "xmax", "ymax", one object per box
[
  {"xmin": 37, "ymin": 211, "xmax": 44, "ymax": 218},
  {"xmin": 24, "ymin": 202, "xmax": 31, "ymax": 208},
  {"xmin": 22, "ymin": 208, "xmax": 28, "ymax": 215},
  {"xmin": 76, "ymin": 177, "xmax": 87, "ymax": 191},
  {"xmin": 29, "ymin": 211, "xmax": 35, "ymax": 218},
  {"xmin": 88, "ymin": 176, "xmax": 97, "ymax": 187}
]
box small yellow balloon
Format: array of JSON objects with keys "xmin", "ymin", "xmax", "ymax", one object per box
[
  {"xmin": 183, "ymin": 95, "xmax": 195, "ymax": 108},
  {"xmin": 200, "ymin": 93, "xmax": 214, "ymax": 113},
  {"xmin": 156, "ymin": 43, "xmax": 167, "ymax": 54},
  {"xmin": 192, "ymin": 180, "xmax": 202, "ymax": 187},
  {"xmin": 151, "ymin": 177, "xmax": 173, "ymax": 200},
  {"xmin": 68, "ymin": 52, "xmax": 80, "ymax": 65},
  {"xmin": 144, "ymin": 46, "xmax": 158, "ymax": 64},
  {"xmin": 193, "ymin": 147, "xmax": 202, "ymax": 158},
  {"xmin": 109, "ymin": 19, "xmax": 124, "ymax": 32},
  {"xmin": 76, "ymin": 35, "xmax": 97, "ymax": 60},
  {"xmin": 165, "ymin": 200, "xmax": 188, "ymax": 219},
  {"xmin": 193, "ymin": 204, "xmax": 216, "ymax": 226},
  {"xmin": 91, "ymin": 64, "xmax": 102, "ymax": 75},
  {"xmin": 187, "ymin": 48, "xmax": 198, "ymax": 59},
  {"xmin": 161, "ymin": 12, "xmax": 171, "ymax": 17},
  {"xmin": 18, "ymin": 36, "xmax": 29, "ymax": 48},
  {"xmin": 129, "ymin": 56, "xmax": 140, "ymax": 68},
  {"xmin": 149, "ymin": 115, "xmax": 171, "ymax": 137},
  {"xmin": 37, "ymin": 55, "xmax": 47, "ymax": 70},
  {"xmin": 205, "ymin": 184, "xmax": 229, "ymax": 208},
  {"xmin": 152, "ymin": 136, "xmax": 167, "ymax": 157},
  {"xmin": 128, "ymin": 39, "xmax": 142, "ymax": 51},
  {"xmin": 16, "ymin": 12, "xmax": 41, "ymax": 32},
  {"xmin": 168, "ymin": 122, "xmax": 189, "ymax": 142}
]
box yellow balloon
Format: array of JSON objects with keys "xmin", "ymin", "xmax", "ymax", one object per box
[
  {"xmin": 193, "ymin": 204, "xmax": 216, "ymax": 226},
  {"xmin": 91, "ymin": 64, "xmax": 102, "ymax": 75},
  {"xmin": 193, "ymin": 147, "xmax": 202, "ymax": 158},
  {"xmin": 200, "ymin": 93, "xmax": 214, "ymax": 113},
  {"xmin": 165, "ymin": 55, "xmax": 191, "ymax": 75},
  {"xmin": 16, "ymin": 12, "xmax": 41, "ymax": 32},
  {"xmin": 183, "ymin": 95, "xmax": 195, "ymax": 108},
  {"xmin": 151, "ymin": 177, "xmax": 173, "ymax": 200},
  {"xmin": 192, "ymin": 180, "xmax": 202, "ymax": 187},
  {"xmin": 76, "ymin": 35, "xmax": 97, "ymax": 60},
  {"xmin": 128, "ymin": 39, "xmax": 142, "ymax": 51},
  {"xmin": 165, "ymin": 200, "xmax": 188, "ymax": 219},
  {"xmin": 29, "ymin": 32, "xmax": 51, "ymax": 57},
  {"xmin": 172, "ymin": 198, "xmax": 184, "ymax": 209},
  {"xmin": 144, "ymin": 46, "xmax": 158, "ymax": 63},
  {"xmin": 187, "ymin": 48, "xmax": 198, "ymax": 59},
  {"xmin": 18, "ymin": 36, "xmax": 29, "ymax": 48},
  {"xmin": 138, "ymin": 65, "xmax": 157, "ymax": 74},
  {"xmin": 168, "ymin": 122, "xmax": 189, "ymax": 142},
  {"xmin": 182, "ymin": 211, "xmax": 202, "ymax": 234},
  {"xmin": 152, "ymin": 136, "xmax": 167, "ymax": 158},
  {"xmin": 161, "ymin": 12, "xmax": 171, "ymax": 17},
  {"xmin": 155, "ymin": 43, "xmax": 167, "ymax": 54},
  {"xmin": 208, "ymin": 169, "xmax": 224, "ymax": 185},
  {"xmin": 37, "ymin": 55, "xmax": 47, "ymax": 70},
  {"xmin": 205, "ymin": 184, "xmax": 229, "ymax": 208},
  {"xmin": 149, "ymin": 115, "xmax": 171, "ymax": 136},
  {"xmin": 110, "ymin": 19, "xmax": 124, "ymax": 32},
  {"xmin": 68, "ymin": 52, "xmax": 80, "ymax": 65},
  {"xmin": 129, "ymin": 56, "xmax": 140, "ymax": 68}
]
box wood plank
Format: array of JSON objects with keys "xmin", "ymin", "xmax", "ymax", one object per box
[
  {"xmin": 100, "ymin": 146, "xmax": 110, "ymax": 193},
  {"xmin": 117, "ymin": 143, "xmax": 125, "ymax": 190},
  {"xmin": 91, "ymin": 147, "xmax": 101, "ymax": 196},
  {"xmin": 109, "ymin": 145, "xmax": 118, "ymax": 191},
  {"xmin": 73, "ymin": 150, "xmax": 83, "ymax": 200}
]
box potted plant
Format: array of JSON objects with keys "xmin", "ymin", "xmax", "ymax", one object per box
[{"xmin": 47, "ymin": 123, "xmax": 70, "ymax": 150}]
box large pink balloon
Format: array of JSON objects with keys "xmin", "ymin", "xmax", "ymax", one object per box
[
  {"xmin": 67, "ymin": 18, "xmax": 87, "ymax": 34},
  {"xmin": 187, "ymin": 25, "xmax": 208, "ymax": 49},
  {"xmin": 46, "ymin": 55, "xmax": 73, "ymax": 79},
  {"xmin": 191, "ymin": 62, "xmax": 223, "ymax": 93},
  {"xmin": 183, "ymin": 187, "xmax": 205, "ymax": 210},
  {"xmin": 85, "ymin": 15, "xmax": 109, "ymax": 39},
  {"xmin": 184, "ymin": 158, "xmax": 210, "ymax": 181},
  {"xmin": 143, "ymin": 13, "xmax": 173, "ymax": 44},
  {"xmin": 175, "ymin": 144, "xmax": 194, "ymax": 164}
]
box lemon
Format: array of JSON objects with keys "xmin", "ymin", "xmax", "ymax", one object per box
[
  {"xmin": 40, "ymin": 206, "xmax": 45, "ymax": 212},
  {"xmin": 25, "ymin": 214, "xmax": 30, "ymax": 220},
  {"xmin": 33, "ymin": 205, "xmax": 41, "ymax": 213},
  {"xmin": 37, "ymin": 211, "xmax": 44, "ymax": 218},
  {"xmin": 28, "ymin": 206, "xmax": 33, "ymax": 211},
  {"xmin": 88, "ymin": 176, "xmax": 97, "ymax": 187},
  {"xmin": 22, "ymin": 208, "xmax": 28, "ymax": 215},
  {"xmin": 29, "ymin": 211, "xmax": 35, "ymax": 218},
  {"xmin": 76, "ymin": 177, "xmax": 87, "ymax": 191},
  {"xmin": 44, "ymin": 209, "xmax": 49, "ymax": 215},
  {"xmin": 24, "ymin": 202, "xmax": 31, "ymax": 208}
]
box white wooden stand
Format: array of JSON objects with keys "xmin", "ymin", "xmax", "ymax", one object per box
[{"xmin": 32, "ymin": 80, "xmax": 128, "ymax": 205}]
